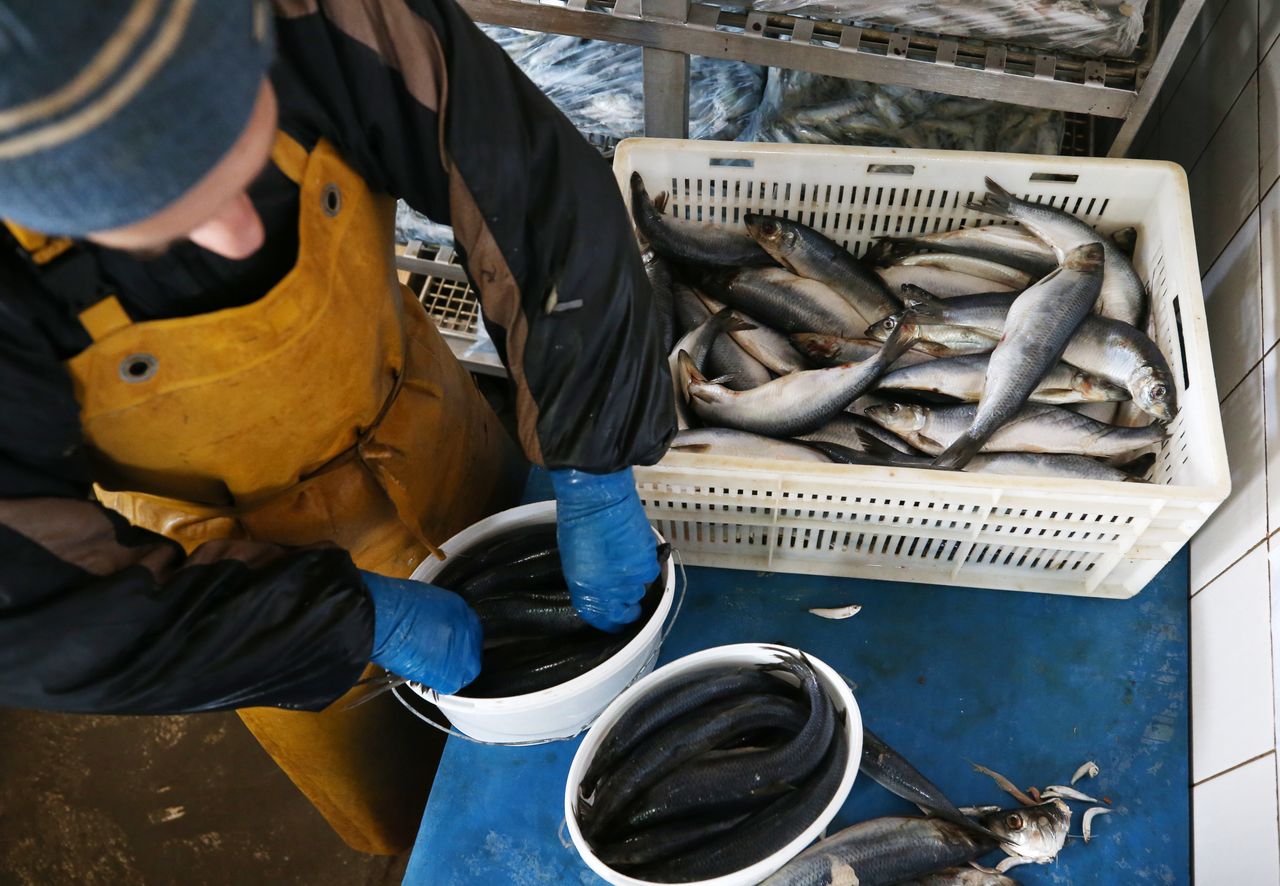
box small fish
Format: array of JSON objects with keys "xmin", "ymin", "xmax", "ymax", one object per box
[
  {"xmin": 791, "ymin": 332, "xmax": 933, "ymax": 367},
  {"xmin": 877, "ymin": 264, "xmax": 1018, "ymax": 298},
  {"xmin": 432, "ymin": 524, "xmax": 558, "ymax": 590},
  {"xmin": 1041, "ymin": 785, "xmax": 1098, "ymax": 803},
  {"xmin": 1082, "ymin": 806, "xmax": 1112, "ymax": 843},
  {"xmin": 978, "ymin": 799, "xmax": 1071, "ymax": 865},
  {"xmin": 894, "ymin": 252, "xmax": 1033, "ymax": 290},
  {"xmin": 670, "ymin": 428, "xmax": 831, "ymax": 463},
  {"xmin": 1071, "ymin": 761, "xmax": 1100, "ymax": 785},
  {"xmin": 684, "ymin": 322, "xmax": 911, "ymax": 437},
  {"xmin": 970, "ymin": 178, "xmax": 1148, "ymax": 328},
  {"xmin": 675, "ymin": 288, "xmax": 773, "ymax": 392},
  {"xmin": 970, "ymin": 762, "xmax": 1035, "ymax": 807},
  {"xmin": 669, "ymin": 308, "xmax": 755, "ymax": 427},
  {"xmin": 877, "ymin": 353, "xmax": 1128, "ymax": 406},
  {"xmin": 629, "ymin": 172, "xmax": 772, "ymax": 267},
  {"xmin": 934, "ymin": 242, "xmax": 1105, "ymax": 469},
  {"xmin": 759, "ymin": 816, "xmax": 997, "ymax": 886},
  {"xmin": 800, "ymin": 413, "xmax": 927, "ymax": 456},
  {"xmin": 643, "ymin": 249, "xmax": 676, "ymax": 353},
  {"xmin": 701, "ymin": 266, "xmax": 870, "ymax": 338},
  {"xmin": 809, "ymin": 604, "xmax": 861, "ymax": 619},
  {"xmin": 696, "ymin": 291, "xmax": 809, "ymax": 375},
  {"xmin": 866, "ymin": 402, "xmax": 1167, "ymax": 460},
  {"xmin": 744, "ymin": 213, "xmax": 901, "ymax": 325},
  {"xmin": 860, "ymin": 728, "xmax": 999, "ymax": 839},
  {"xmin": 876, "ymin": 224, "xmax": 1057, "ymax": 276}
]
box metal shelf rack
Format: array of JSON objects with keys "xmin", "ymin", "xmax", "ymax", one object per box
[{"xmin": 460, "ymin": 0, "xmax": 1205, "ymax": 157}]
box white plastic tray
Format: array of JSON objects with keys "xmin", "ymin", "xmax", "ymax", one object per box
[{"xmin": 616, "ymin": 138, "xmax": 1228, "ymax": 598}]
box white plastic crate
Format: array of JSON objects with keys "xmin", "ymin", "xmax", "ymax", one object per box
[{"xmin": 616, "ymin": 138, "xmax": 1229, "ymax": 598}]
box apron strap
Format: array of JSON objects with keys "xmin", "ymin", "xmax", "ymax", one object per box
[{"xmin": 271, "ymin": 130, "xmax": 309, "ymax": 185}]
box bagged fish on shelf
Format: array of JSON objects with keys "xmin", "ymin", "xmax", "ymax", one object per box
[
  {"xmin": 480, "ymin": 26, "xmax": 764, "ymax": 143},
  {"xmin": 629, "ymin": 172, "xmax": 1177, "ymax": 483},
  {"xmin": 743, "ymin": 71, "xmax": 1064, "ymax": 155},
  {"xmin": 734, "ymin": 0, "xmax": 1149, "ymax": 59},
  {"xmin": 432, "ymin": 526, "xmax": 670, "ymax": 698}
]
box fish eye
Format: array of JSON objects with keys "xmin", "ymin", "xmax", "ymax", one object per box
[
  {"xmin": 1006, "ymin": 813, "xmax": 1024, "ymax": 830},
  {"xmin": 883, "ymin": 317, "xmax": 898, "ymax": 330},
  {"xmin": 888, "ymin": 403, "xmax": 900, "ymax": 414},
  {"xmin": 1152, "ymin": 383, "xmax": 1167, "ymax": 398}
]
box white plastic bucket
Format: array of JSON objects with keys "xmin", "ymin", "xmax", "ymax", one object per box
[
  {"xmin": 564, "ymin": 643, "xmax": 863, "ymax": 886},
  {"xmin": 403, "ymin": 500, "xmax": 678, "ymax": 744}
]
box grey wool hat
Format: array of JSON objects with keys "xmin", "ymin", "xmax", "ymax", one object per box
[{"xmin": 0, "ymin": 0, "xmax": 275, "ymax": 236}]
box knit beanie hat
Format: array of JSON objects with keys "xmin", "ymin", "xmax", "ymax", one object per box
[{"xmin": 0, "ymin": 0, "xmax": 275, "ymax": 236}]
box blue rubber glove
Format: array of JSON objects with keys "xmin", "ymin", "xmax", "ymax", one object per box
[
  {"xmin": 359, "ymin": 571, "xmax": 483, "ymax": 695},
  {"xmin": 550, "ymin": 467, "xmax": 659, "ymax": 632}
]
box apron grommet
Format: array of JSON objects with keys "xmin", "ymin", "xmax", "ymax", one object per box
[
  {"xmin": 119, "ymin": 353, "xmax": 158, "ymax": 383},
  {"xmin": 322, "ymin": 183, "xmax": 342, "ymax": 217}
]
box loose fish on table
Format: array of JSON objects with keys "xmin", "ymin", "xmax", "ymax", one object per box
[
  {"xmin": 895, "ymin": 868, "xmax": 1022, "ymax": 885},
  {"xmin": 934, "ymin": 242, "xmax": 1105, "ymax": 469}
]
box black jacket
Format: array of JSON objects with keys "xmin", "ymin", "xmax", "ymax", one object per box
[{"xmin": 0, "ymin": 0, "xmax": 672, "ymax": 715}]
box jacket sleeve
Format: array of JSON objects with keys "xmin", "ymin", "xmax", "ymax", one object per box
[
  {"xmin": 272, "ymin": 0, "xmax": 675, "ymax": 473},
  {"xmin": 0, "ymin": 301, "xmax": 374, "ymax": 715}
]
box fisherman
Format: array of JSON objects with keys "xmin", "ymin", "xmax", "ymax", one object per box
[{"xmin": 0, "ymin": 0, "xmax": 672, "ymax": 855}]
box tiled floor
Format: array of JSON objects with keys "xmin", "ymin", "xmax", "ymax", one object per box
[{"xmin": 1145, "ymin": 0, "xmax": 1280, "ymax": 878}]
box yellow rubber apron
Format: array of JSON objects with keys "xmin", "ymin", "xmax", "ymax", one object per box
[{"xmin": 62, "ymin": 132, "xmax": 525, "ymax": 855}]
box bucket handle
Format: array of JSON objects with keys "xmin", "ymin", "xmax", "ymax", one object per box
[{"xmin": 391, "ymin": 550, "xmax": 689, "ymax": 746}]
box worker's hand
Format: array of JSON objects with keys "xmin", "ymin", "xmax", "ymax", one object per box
[
  {"xmin": 359, "ymin": 571, "xmax": 482, "ymax": 695},
  {"xmin": 550, "ymin": 467, "xmax": 658, "ymax": 632}
]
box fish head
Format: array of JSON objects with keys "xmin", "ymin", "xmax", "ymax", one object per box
[
  {"xmin": 743, "ymin": 213, "xmax": 799, "ymax": 262},
  {"xmin": 1072, "ymin": 369, "xmax": 1129, "ymax": 403},
  {"xmin": 1064, "ymin": 242, "xmax": 1105, "ymax": 273},
  {"xmin": 866, "ymin": 401, "xmax": 927, "ymax": 434},
  {"xmin": 790, "ymin": 333, "xmax": 837, "ymax": 361},
  {"xmin": 1132, "ymin": 364, "xmax": 1179, "ymax": 422},
  {"xmin": 865, "ymin": 312, "xmax": 903, "ymax": 342},
  {"xmin": 980, "ymin": 799, "xmax": 1071, "ymax": 860}
]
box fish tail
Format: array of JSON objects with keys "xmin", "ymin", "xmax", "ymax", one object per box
[
  {"xmin": 933, "ymin": 431, "xmax": 986, "ymax": 469},
  {"xmin": 968, "ymin": 177, "xmax": 1016, "ymax": 218},
  {"xmin": 1118, "ymin": 451, "xmax": 1156, "ymax": 480},
  {"xmin": 865, "ymin": 238, "xmax": 901, "ymax": 263}
]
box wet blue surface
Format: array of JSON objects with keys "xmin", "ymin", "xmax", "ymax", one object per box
[{"xmin": 407, "ymin": 475, "xmax": 1189, "ymax": 885}]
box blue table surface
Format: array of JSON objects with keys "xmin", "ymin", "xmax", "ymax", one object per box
[{"xmin": 407, "ymin": 475, "xmax": 1189, "ymax": 885}]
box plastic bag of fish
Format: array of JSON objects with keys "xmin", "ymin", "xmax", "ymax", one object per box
[
  {"xmin": 634, "ymin": 171, "xmax": 1178, "ymax": 483},
  {"xmin": 742, "ymin": 71, "xmax": 1063, "ymax": 156},
  {"xmin": 432, "ymin": 525, "xmax": 670, "ymax": 698},
  {"xmin": 480, "ymin": 26, "xmax": 764, "ymax": 144},
  {"xmin": 728, "ymin": 0, "xmax": 1148, "ymax": 59}
]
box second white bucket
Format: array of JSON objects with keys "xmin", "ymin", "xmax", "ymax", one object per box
[{"xmin": 405, "ymin": 500, "xmax": 678, "ymax": 744}]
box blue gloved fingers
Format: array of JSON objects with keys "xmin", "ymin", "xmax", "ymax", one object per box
[
  {"xmin": 359, "ymin": 570, "xmax": 483, "ymax": 695},
  {"xmin": 552, "ymin": 467, "xmax": 659, "ymax": 632}
]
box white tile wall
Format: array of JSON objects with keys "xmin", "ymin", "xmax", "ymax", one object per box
[
  {"xmin": 1191, "ymin": 365, "xmax": 1267, "ymax": 589},
  {"xmin": 1159, "ymin": 0, "xmax": 1259, "ymax": 171},
  {"xmin": 1203, "ymin": 210, "xmax": 1263, "ymax": 398},
  {"xmin": 1188, "ymin": 74, "xmax": 1261, "ymax": 268},
  {"xmin": 1262, "ymin": 40, "xmax": 1280, "ymax": 194},
  {"xmin": 1262, "ymin": 184, "xmax": 1280, "ymax": 354},
  {"xmin": 1143, "ymin": 0, "xmax": 1280, "ymax": 877},
  {"xmin": 1192, "ymin": 547, "xmax": 1276, "ymax": 780},
  {"xmin": 1193, "ymin": 754, "xmax": 1280, "ymax": 885}
]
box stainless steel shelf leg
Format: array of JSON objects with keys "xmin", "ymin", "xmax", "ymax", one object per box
[{"xmin": 641, "ymin": 0, "xmax": 691, "ymax": 137}]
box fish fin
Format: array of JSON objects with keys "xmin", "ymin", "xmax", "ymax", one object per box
[
  {"xmin": 853, "ymin": 428, "xmax": 902, "ymax": 458},
  {"xmin": 706, "ymin": 373, "xmax": 736, "ymax": 387},
  {"xmin": 1118, "ymin": 451, "xmax": 1156, "ymax": 480},
  {"xmin": 712, "ymin": 306, "xmax": 758, "ymax": 334},
  {"xmin": 968, "ymin": 177, "xmax": 1016, "ymax": 219},
  {"xmin": 670, "ymin": 443, "xmax": 711, "ymax": 453},
  {"xmin": 653, "ymin": 190, "xmax": 669, "ymax": 215},
  {"xmin": 864, "ymin": 239, "xmax": 899, "ymax": 264},
  {"xmin": 933, "ymin": 432, "xmax": 986, "ymax": 470},
  {"xmin": 1110, "ymin": 225, "xmax": 1139, "ymax": 258}
]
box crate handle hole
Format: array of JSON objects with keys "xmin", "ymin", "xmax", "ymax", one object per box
[
  {"xmin": 709, "ymin": 158, "xmax": 754, "ymax": 168},
  {"xmin": 868, "ymin": 163, "xmax": 915, "ymax": 176},
  {"xmin": 1029, "ymin": 172, "xmax": 1079, "ymax": 183},
  {"xmin": 1172, "ymin": 295, "xmax": 1190, "ymax": 391}
]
